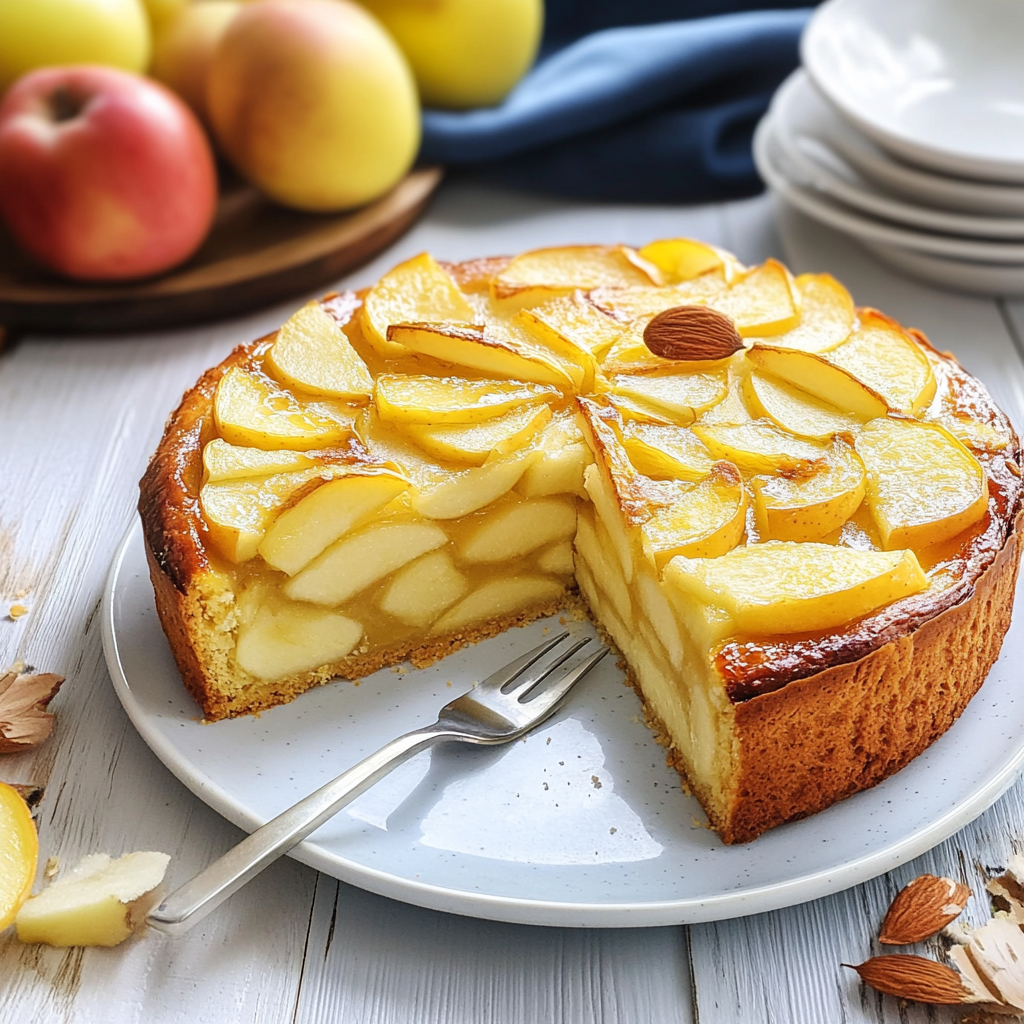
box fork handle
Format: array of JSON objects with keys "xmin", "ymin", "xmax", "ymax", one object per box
[{"xmin": 147, "ymin": 724, "xmax": 453, "ymax": 936}]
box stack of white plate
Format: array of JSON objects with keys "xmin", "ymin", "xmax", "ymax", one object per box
[{"xmin": 754, "ymin": 0, "xmax": 1024, "ymax": 295}]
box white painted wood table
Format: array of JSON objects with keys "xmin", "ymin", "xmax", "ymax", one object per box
[{"xmin": 2, "ymin": 181, "xmax": 1024, "ymax": 1023}]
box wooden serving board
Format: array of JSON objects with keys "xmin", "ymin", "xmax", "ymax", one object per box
[{"xmin": 0, "ymin": 166, "xmax": 442, "ymax": 334}]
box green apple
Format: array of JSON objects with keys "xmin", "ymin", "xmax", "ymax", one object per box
[
  {"xmin": 358, "ymin": 0, "xmax": 542, "ymax": 109},
  {"xmin": 207, "ymin": 0, "xmax": 420, "ymax": 211},
  {"xmin": 0, "ymin": 0, "xmax": 151, "ymax": 93}
]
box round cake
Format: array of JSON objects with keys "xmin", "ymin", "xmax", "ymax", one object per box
[{"xmin": 139, "ymin": 240, "xmax": 1023, "ymax": 844}]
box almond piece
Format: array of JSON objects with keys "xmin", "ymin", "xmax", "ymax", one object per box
[
  {"xmin": 879, "ymin": 873, "xmax": 971, "ymax": 944},
  {"xmin": 846, "ymin": 955, "xmax": 983, "ymax": 1005},
  {"xmin": 643, "ymin": 305, "xmax": 743, "ymax": 362}
]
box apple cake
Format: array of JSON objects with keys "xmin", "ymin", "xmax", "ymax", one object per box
[{"xmin": 139, "ymin": 240, "xmax": 1023, "ymax": 844}]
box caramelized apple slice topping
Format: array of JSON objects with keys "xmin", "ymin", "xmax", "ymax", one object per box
[
  {"xmin": 747, "ymin": 345, "xmax": 889, "ymax": 420},
  {"xmin": 387, "ymin": 322, "xmax": 573, "ymax": 389},
  {"xmin": 854, "ymin": 417, "xmax": 989, "ymax": 549},
  {"xmin": 266, "ymin": 301, "xmax": 373, "ymax": 399},
  {"xmin": 664, "ymin": 541, "xmax": 927, "ymax": 634},
  {"xmin": 608, "ymin": 369, "xmax": 728, "ymax": 422},
  {"xmin": 752, "ymin": 439, "xmax": 866, "ymax": 542},
  {"xmin": 747, "ymin": 273, "xmax": 854, "ymax": 353},
  {"xmin": 400, "ymin": 403, "xmax": 553, "ymax": 466},
  {"xmin": 374, "ymin": 374, "xmax": 558, "ymax": 424},
  {"xmin": 214, "ymin": 367, "xmax": 354, "ymax": 451},
  {"xmin": 636, "ymin": 238, "xmax": 728, "ymax": 283},
  {"xmin": 361, "ymin": 252, "xmax": 476, "ymax": 358},
  {"xmin": 514, "ymin": 291, "xmax": 625, "ymax": 362},
  {"xmin": 743, "ymin": 371, "xmax": 860, "ymax": 440},
  {"xmin": 491, "ymin": 244, "xmax": 661, "ymax": 303},
  {"xmin": 620, "ymin": 421, "xmax": 714, "ymax": 481},
  {"xmin": 692, "ymin": 421, "xmax": 829, "ymax": 477},
  {"xmin": 203, "ymin": 439, "xmax": 320, "ymax": 482},
  {"xmin": 639, "ymin": 463, "xmax": 748, "ymax": 568},
  {"xmin": 707, "ymin": 259, "xmax": 800, "ymax": 336},
  {"xmin": 826, "ymin": 310, "xmax": 937, "ymax": 416},
  {"xmin": 201, "ymin": 468, "xmax": 325, "ymax": 562}
]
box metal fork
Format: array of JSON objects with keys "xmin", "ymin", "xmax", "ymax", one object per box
[{"xmin": 147, "ymin": 632, "xmax": 607, "ymax": 935}]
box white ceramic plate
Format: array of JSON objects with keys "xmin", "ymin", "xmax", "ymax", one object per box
[
  {"xmin": 771, "ymin": 71, "xmax": 1024, "ymax": 218},
  {"xmin": 803, "ymin": 0, "xmax": 1024, "ymax": 183},
  {"xmin": 754, "ymin": 116, "xmax": 1024, "ymax": 267},
  {"xmin": 103, "ymin": 521, "xmax": 1024, "ymax": 927}
]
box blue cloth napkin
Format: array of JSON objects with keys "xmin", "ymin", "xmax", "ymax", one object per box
[{"xmin": 419, "ymin": 4, "xmax": 813, "ymax": 203}]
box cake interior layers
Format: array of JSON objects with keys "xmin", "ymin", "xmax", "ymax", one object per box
[{"xmin": 142, "ymin": 240, "xmax": 1022, "ymax": 842}]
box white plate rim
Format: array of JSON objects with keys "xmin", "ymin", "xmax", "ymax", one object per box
[
  {"xmin": 801, "ymin": 0, "xmax": 1024, "ymax": 184},
  {"xmin": 754, "ymin": 117, "xmax": 1024, "ymax": 265},
  {"xmin": 103, "ymin": 521, "xmax": 1024, "ymax": 927},
  {"xmin": 772, "ymin": 70, "xmax": 1024, "ymax": 218},
  {"xmin": 768, "ymin": 104, "xmax": 1024, "ymax": 240}
]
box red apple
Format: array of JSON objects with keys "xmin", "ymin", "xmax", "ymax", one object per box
[{"xmin": 0, "ymin": 65, "xmax": 217, "ymax": 281}]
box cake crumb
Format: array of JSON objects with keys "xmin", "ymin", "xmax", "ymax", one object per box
[
  {"xmin": 445, "ymin": 680, "xmax": 452, "ymax": 688},
  {"xmin": 44, "ymin": 856, "xmax": 60, "ymax": 881},
  {"xmin": 609, "ymin": 827, "xmax": 617, "ymax": 834},
  {"xmin": 8, "ymin": 604, "xmax": 27, "ymax": 620},
  {"xmin": 591, "ymin": 775, "xmax": 602, "ymax": 789}
]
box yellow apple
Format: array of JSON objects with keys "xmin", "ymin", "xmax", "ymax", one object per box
[
  {"xmin": 356, "ymin": 0, "xmax": 543, "ymax": 109},
  {"xmin": 0, "ymin": 0, "xmax": 150, "ymax": 93},
  {"xmin": 207, "ymin": 0, "xmax": 420, "ymax": 211},
  {"xmin": 151, "ymin": 1, "xmax": 241, "ymax": 124},
  {"xmin": 141, "ymin": 0, "xmax": 188, "ymax": 36}
]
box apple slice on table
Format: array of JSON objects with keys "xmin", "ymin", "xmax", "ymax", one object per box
[
  {"xmin": 399, "ymin": 403, "xmax": 553, "ymax": 466},
  {"xmin": 214, "ymin": 366, "xmax": 355, "ymax": 451},
  {"xmin": 826, "ymin": 310, "xmax": 937, "ymax": 416},
  {"xmin": 15, "ymin": 852, "xmax": 170, "ymax": 948},
  {"xmin": 0, "ymin": 782, "xmax": 37, "ymax": 933},
  {"xmin": 458, "ymin": 496, "xmax": 576, "ymax": 563},
  {"xmin": 378, "ymin": 550, "xmax": 469, "ymax": 627},
  {"xmin": 752, "ymin": 439, "xmax": 866, "ymax": 542},
  {"xmin": 387, "ymin": 322, "xmax": 573, "ymax": 389},
  {"xmin": 490, "ymin": 245, "xmax": 662, "ymax": 305},
  {"xmin": 747, "ymin": 345, "xmax": 889, "ymax": 420},
  {"xmin": 374, "ymin": 374, "xmax": 558, "ymax": 424},
  {"xmin": 743, "ymin": 371, "xmax": 860, "ymax": 440},
  {"xmin": 201, "ymin": 467, "xmax": 325, "ymax": 562},
  {"xmin": 746, "ymin": 273, "xmax": 854, "ymax": 353},
  {"xmin": 640, "ymin": 463, "xmax": 748, "ymax": 568},
  {"xmin": 285, "ymin": 520, "xmax": 449, "ymax": 605},
  {"xmin": 636, "ymin": 238, "xmax": 731, "ymax": 283},
  {"xmin": 854, "ymin": 417, "xmax": 989, "ymax": 549},
  {"xmin": 431, "ymin": 576, "xmax": 565, "ymax": 634},
  {"xmin": 258, "ymin": 469, "xmax": 409, "ymax": 574},
  {"xmin": 607, "ymin": 369, "xmax": 729, "ymax": 422},
  {"xmin": 664, "ymin": 541, "xmax": 927, "ymax": 635},
  {"xmin": 516, "ymin": 291, "xmax": 624, "ymax": 362},
  {"xmin": 235, "ymin": 601, "xmax": 363, "ymax": 678},
  {"xmin": 707, "ymin": 259, "xmax": 800, "ymax": 337},
  {"xmin": 266, "ymin": 301, "xmax": 373, "ymax": 400},
  {"xmin": 620, "ymin": 421, "xmax": 714, "ymax": 481},
  {"xmin": 361, "ymin": 252, "xmax": 477, "ymax": 358}
]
